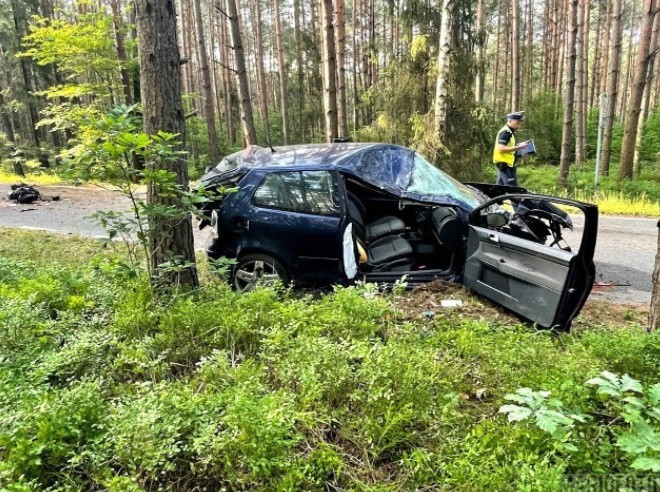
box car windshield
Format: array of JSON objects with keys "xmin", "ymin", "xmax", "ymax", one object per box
[{"xmin": 407, "ymin": 154, "xmax": 481, "ymax": 206}]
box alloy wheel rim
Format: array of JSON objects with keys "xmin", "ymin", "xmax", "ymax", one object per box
[{"xmin": 234, "ymin": 260, "xmax": 281, "ymax": 292}]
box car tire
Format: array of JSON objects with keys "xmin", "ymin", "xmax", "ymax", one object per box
[{"xmin": 231, "ymin": 253, "xmax": 290, "ymax": 293}]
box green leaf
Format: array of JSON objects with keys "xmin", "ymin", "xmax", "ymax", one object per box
[
  {"xmin": 630, "ymin": 456, "xmax": 660, "ymax": 472},
  {"xmin": 648, "ymin": 384, "xmax": 660, "ymax": 405},
  {"xmin": 620, "ymin": 374, "xmax": 643, "ymax": 394},
  {"xmin": 498, "ymin": 405, "xmax": 533, "ymax": 422},
  {"xmin": 617, "ymin": 432, "xmax": 651, "ymax": 454}
]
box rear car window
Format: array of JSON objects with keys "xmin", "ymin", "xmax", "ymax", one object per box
[{"xmin": 253, "ymin": 171, "xmax": 339, "ymax": 215}]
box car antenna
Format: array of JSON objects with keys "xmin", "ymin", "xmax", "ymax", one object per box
[{"xmin": 260, "ymin": 132, "xmax": 277, "ymax": 153}]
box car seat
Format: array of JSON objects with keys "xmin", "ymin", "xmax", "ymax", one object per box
[{"xmin": 346, "ymin": 192, "xmax": 406, "ymax": 242}]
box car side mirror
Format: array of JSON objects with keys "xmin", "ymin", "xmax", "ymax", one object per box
[{"xmin": 486, "ymin": 212, "xmax": 508, "ymax": 228}]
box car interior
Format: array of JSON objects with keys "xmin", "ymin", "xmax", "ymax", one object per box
[{"xmin": 344, "ymin": 178, "xmax": 462, "ymax": 275}]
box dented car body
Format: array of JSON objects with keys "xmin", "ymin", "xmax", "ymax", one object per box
[{"xmin": 196, "ymin": 143, "xmax": 598, "ymax": 330}]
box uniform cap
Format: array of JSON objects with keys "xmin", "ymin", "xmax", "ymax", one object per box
[{"xmin": 507, "ymin": 111, "xmax": 525, "ymax": 121}]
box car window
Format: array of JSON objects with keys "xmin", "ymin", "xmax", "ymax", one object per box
[
  {"xmin": 253, "ymin": 171, "xmax": 339, "ymax": 215},
  {"xmin": 407, "ymin": 154, "xmax": 480, "ymax": 207}
]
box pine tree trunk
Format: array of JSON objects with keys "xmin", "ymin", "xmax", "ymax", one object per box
[
  {"xmin": 109, "ymin": 0, "xmax": 133, "ymax": 104},
  {"xmin": 193, "ymin": 0, "xmax": 221, "ymax": 164},
  {"xmin": 253, "ymin": 0, "xmax": 270, "ymax": 142},
  {"xmin": 293, "ymin": 0, "xmax": 304, "ymax": 140},
  {"xmin": 273, "ymin": 0, "xmax": 290, "ymax": 144},
  {"xmin": 600, "ymin": 0, "xmax": 623, "ymax": 176},
  {"xmin": 352, "ymin": 0, "xmax": 359, "ymax": 131},
  {"xmin": 618, "ymin": 0, "xmax": 657, "ymax": 180},
  {"xmin": 475, "ymin": 0, "xmax": 486, "ymax": 104},
  {"xmin": 574, "ymin": 0, "xmax": 585, "ymax": 165},
  {"xmin": 135, "ymin": 0, "xmax": 199, "ymax": 289},
  {"xmin": 525, "ymin": 0, "xmax": 533, "ymax": 104},
  {"xmin": 493, "ymin": 0, "xmax": 502, "ymax": 110},
  {"xmin": 620, "ymin": 1, "xmax": 637, "ymax": 126},
  {"xmin": 650, "ymin": 220, "xmax": 660, "ymax": 331},
  {"xmin": 590, "ymin": 0, "xmax": 605, "ymax": 108},
  {"xmin": 321, "ymin": 0, "xmax": 338, "ymax": 141},
  {"xmin": 633, "ymin": 3, "xmax": 660, "ymax": 176},
  {"xmin": 335, "ymin": 0, "xmax": 348, "ymax": 137},
  {"xmin": 558, "ymin": 0, "xmax": 578, "ymax": 186},
  {"xmin": 511, "ymin": 0, "xmax": 520, "ymax": 110},
  {"xmin": 226, "ymin": 0, "xmax": 257, "ymax": 145},
  {"xmin": 435, "ymin": 0, "xmax": 452, "ymax": 142}
]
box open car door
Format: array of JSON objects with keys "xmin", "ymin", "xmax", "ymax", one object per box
[{"xmin": 464, "ymin": 194, "xmax": 598, "ymax": 330}]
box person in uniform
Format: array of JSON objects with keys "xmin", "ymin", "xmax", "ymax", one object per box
[{"xmin": 492, "ymin": 111, "xmax": 528, "ymax": 187}]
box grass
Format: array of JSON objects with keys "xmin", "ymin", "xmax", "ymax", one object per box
[
  {"xmin": 516, "ymin": 160, "xmax": 660, "ymax": 216},
  {"xmin": 0, "ymin": 170, "xmax": 63, "ymax": 186},
  {"xmin": 0, "ymin": 228, "xmax": 657, "ymax": 491}
]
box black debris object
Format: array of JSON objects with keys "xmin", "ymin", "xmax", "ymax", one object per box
[{"xmin": 8, "ymin": 183, "xmax": 41, "ymax": 204}]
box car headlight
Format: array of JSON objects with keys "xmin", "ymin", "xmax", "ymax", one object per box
[{"xmin": 210, "ymin": 210, "xmax": 220, "ymax": 239}]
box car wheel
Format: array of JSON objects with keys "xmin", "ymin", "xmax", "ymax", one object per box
[{"xmin": 232, "ymin": 254, "xmax": 290, "ymax": 293}]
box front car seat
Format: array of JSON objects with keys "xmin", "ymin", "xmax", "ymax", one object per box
[{"xmin": 347, "ymin": 192, "xmax": 406, "ymax": 242}]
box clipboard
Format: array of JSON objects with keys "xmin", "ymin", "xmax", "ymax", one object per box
[{"xmin": 515, "ymin": 139, "xmax": 536, "ymax": 157}]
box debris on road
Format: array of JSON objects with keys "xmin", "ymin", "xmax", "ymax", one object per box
[
  {"xmin": 8, "ymin": 183, "xmax": 41, "ymax": 204},
  {"xmin": 7, "ymin": 183, "xmax": 60, "ymax": 204},
  {"xmin": 441, "ymin": 299, "xmax": 464, "ymax": 308}
]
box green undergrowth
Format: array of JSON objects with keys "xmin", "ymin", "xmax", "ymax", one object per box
[
  {"xmin": 0, "ymin": 228, "xmax": 658, "ymax": 491},
  {"xmin": 516, "ymin": 161, "xmax": 660, "ymax": 216}
]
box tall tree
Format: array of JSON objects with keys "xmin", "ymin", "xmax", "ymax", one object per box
[
  {"xmin": 193, "ymin": 0, "xmax": 221, "ymax": 164},
  {"xmin": 434, "ymin": 0, "xmax": 452, "ymax": 142},
  {"xmin": 511, "ymin": 0, "xmax": 520, "ymax": 110},
  {"xmin": 335, "ymin": 0, "xmax": 348, "ymax": 138},
  {"xmin": 226, "ymin": 0, "xmax": 257, "ymax": 145},
  {"xmin": 321, "ymin": 0, "xmax": 338, "ymax": 141},
  {"xmin": 109, "ymin": 0, "xmax": 133, "ymax": 104},
  {"xmin": 600, "ymin": 0, "xmax": 624, "ymax": 176},
  {"xmin": 135, "ymin": 0, "xmax": 199, "ymax": 288},
  {"xmin": 273, "ymin": 0, "xmax": 290, "ymax": 144},
  {"xmin": 618, "ymin": 0, "xmax": 658, "ymax": 180},
  {"xmin": 574, "ymin": 0, "xmax": 585, "ymax": 165},
  {"xmin": 475, "ymin": 0, "xmax": 486, "ymax": 104},
  {"xmin": 634, "ymin": 3, "xmax": 660, "ymax": 175},
  {"xmin": 558, "ymin": 0, "xmax": 578, "ymax": 186},
  {"xmin": 253, "ymin": 0, "xmax": 271, "ymax": 142}
]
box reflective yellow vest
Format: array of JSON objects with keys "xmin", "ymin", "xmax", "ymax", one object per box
[{"xmin": 492, "ymin": 125, "xmax": 516, "ymax": 167}]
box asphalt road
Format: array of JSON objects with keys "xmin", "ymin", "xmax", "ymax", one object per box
[{"xmin": 1, "ymin": 184, "xmax": 657, "ymax": 303}]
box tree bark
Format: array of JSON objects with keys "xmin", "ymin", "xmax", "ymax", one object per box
[
  {"xmin": 618, "ymin": 0, "xmax": 657, "ymax": 180},
  {"xmin": 558, "ymin": 0, "xmax": 578, "ymax": 186},
  {"xmin": 600, "ymin": 0, "xmax": 623, "ymax": 176},
  {"xmin": 253, "ymin": 0, "xmax": 270, "ymax": 142},
  {"xmin": 135, "ymin": 0, "xmax": 199, "ymax": 288},
  {"xmin": 633, "ymin": 3, "xmax": 660, "ymax": 176},
  {"xmin": 475, "ymin": 0, "xmax": 486, "ymax": 104},
  {"xmin": 321, "ymin": 0, "xmax": 338, "ymax": 142},
  {"xmin": 225, "ymin": 0, "xmax": 257, "ymax": 145},
  {"xmin": 590, "ymin": 0, "xmax": 605, "ymax": 108},
  {"xmin": 435, "ymin": 0, "xmax": 452, "ymax": 142},
  {"xmin": 650, "ymin": 220, "xmax": 660, "ymax": 331},
  {"xmin": 511, "ymin": 0, "xmax": 520, "ymax": 111},
  {"xmin": 293, "ymin": 0, "xmax": 304, "ymax": 140},
  {"xmin": 194, "ymin": 0, "xmax": 221, "ymax": 164},
  {"xmin": 273, "ymin": 0, "xmax": 290, "ymax": 144},
  {"xmin": 335, "ymin": 0, "xmax": 348, "ymax": 138},
  {"xmin": 109, "ymin": 0, "xmax": 133, "ymax": 104},
  {"xmin": 574, "ymin": 0, "xmax": 585, "ymax": 165}
]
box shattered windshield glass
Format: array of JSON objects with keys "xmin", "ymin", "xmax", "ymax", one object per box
[{"xmin": 407, "ymin": 154, "xmax": 480, "ymax": 207}]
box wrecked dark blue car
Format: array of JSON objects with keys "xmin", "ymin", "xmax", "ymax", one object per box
[{"xmin": 197, "ymin": 143, "xmax": 598, "ymax": 330}]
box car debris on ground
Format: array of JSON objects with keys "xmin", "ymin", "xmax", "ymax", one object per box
[{"xmin": 7, "ymin": 183, "xmax": 60, "ymax": 205}]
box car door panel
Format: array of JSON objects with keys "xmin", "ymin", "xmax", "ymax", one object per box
[
  {"xmin": 465, "ymin": 226, "xmax": 575, "ymax": 327},
  {"xmin": 464, "ymin": 193, "xmax": 598, "ymax": 330}
]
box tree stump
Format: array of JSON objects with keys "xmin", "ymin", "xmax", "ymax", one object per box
[{"xmin": 650, "ymin": 219, "xmax": 660, "ymax": 331}]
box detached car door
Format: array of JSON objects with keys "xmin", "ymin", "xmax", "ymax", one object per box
[{"xmin": 464, "ymin": 194, "xmax": 598, "ymax": 330}]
